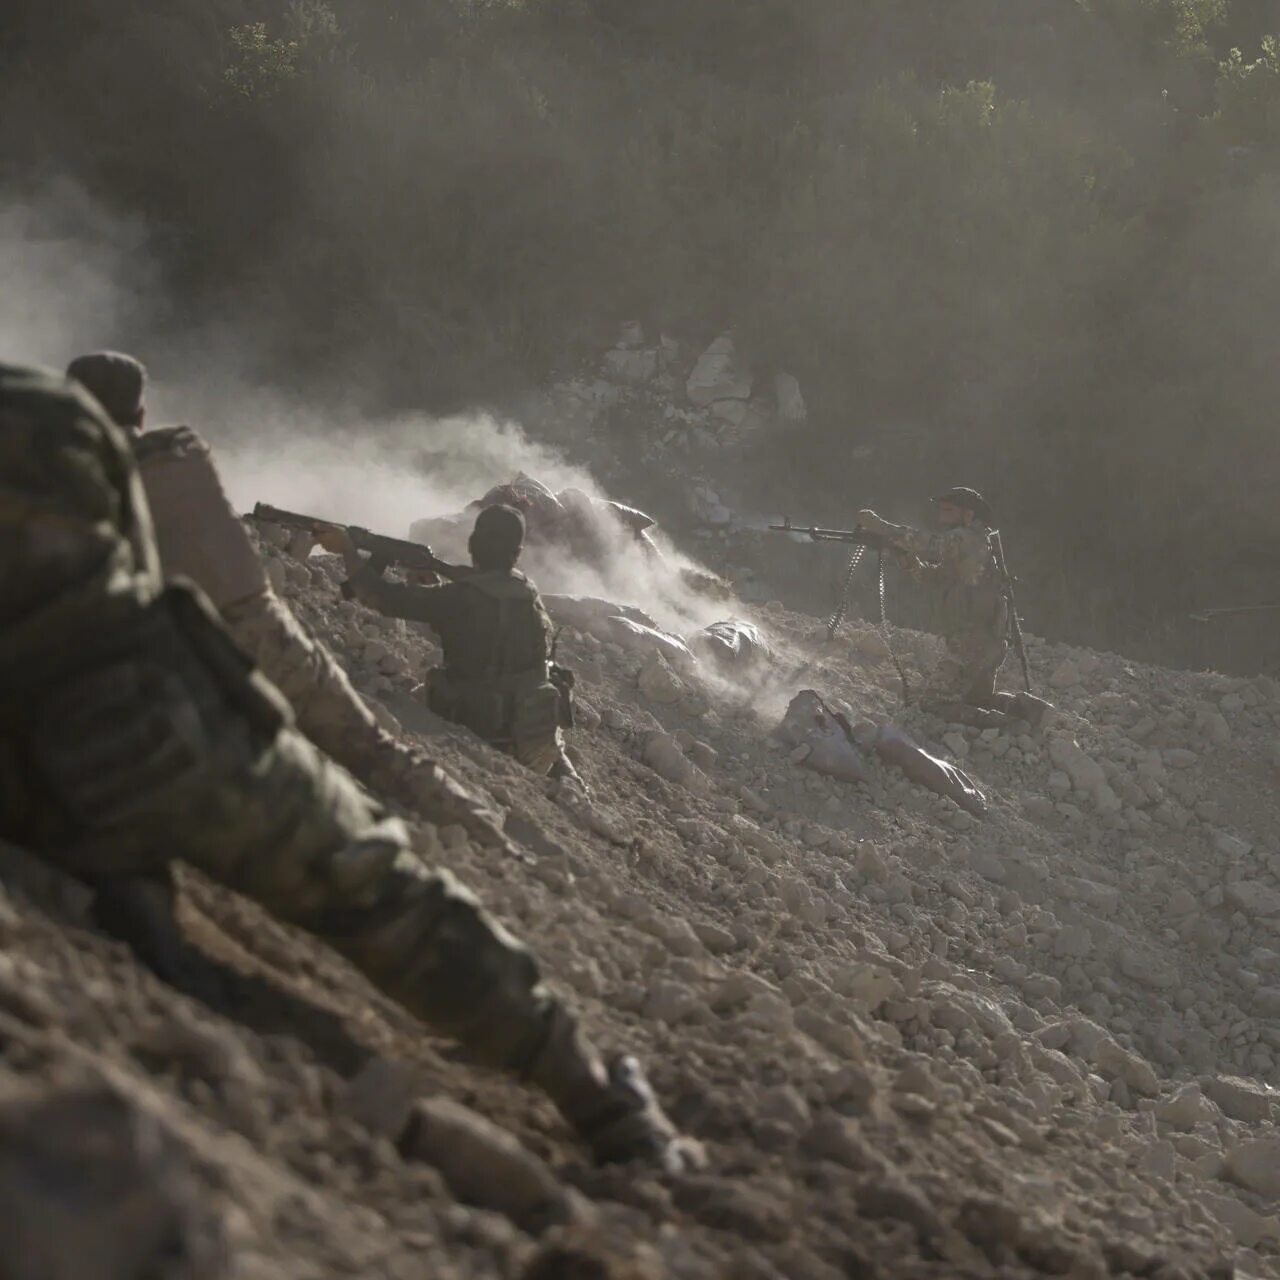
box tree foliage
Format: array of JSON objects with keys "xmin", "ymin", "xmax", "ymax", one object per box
[{"xmin": 3, "ymin": 0, "xmax": 1280, "ymax": 661}]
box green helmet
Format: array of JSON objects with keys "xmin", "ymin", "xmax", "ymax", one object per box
[{"xmin": 931, "ymin": 486, "xmax": 992, "ymax": 527}]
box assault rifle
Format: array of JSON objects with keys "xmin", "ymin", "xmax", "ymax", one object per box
[
  {"xmin": 767, "ymin": 517, "xmax": 888, "ymax": 550},
  {"xmin": 252, "ymin": 502, "xmax": 470, "ymax": 581},
  {"xmin": 988, "ymin": 529, "xmax": 1033, "ymax": 693}
]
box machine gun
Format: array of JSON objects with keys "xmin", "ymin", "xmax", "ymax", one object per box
[
  {"xmin": 251, "ymin": 502, "xmax": 470, "ymax": 582},
  {"xmin": 988, "ymin": 529, "xmax": 1033, "ymax": 693},
  {"xmin": 768, "ymin": 517, "xmax": 908, "ymax": 700},
  {"xmin": 767, "ymin": 517, "xmax": 889, "ymax": 551},
  {"xmin": 1190, "ymin": 602, "xmax": 1280, "ymax": 623}
]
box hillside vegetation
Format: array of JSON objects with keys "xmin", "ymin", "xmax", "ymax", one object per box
[{"xmin": 3, "ymin": 0, "xmax": 1280, "ymax": 661}]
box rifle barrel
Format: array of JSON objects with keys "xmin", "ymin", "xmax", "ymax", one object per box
[
  {"xmin": 768, "ymin": 520, "xmax": 879, "ymax": 545},
  {"xmin": 1190, "ymin": 603, "xmax": 1280, "ymax": 621}
]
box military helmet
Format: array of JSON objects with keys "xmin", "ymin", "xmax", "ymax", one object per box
[
  {"xmin": 931, "ymin": 486, "xmax": 993, "ymax": 527},
  {"xmin": 473, "ymin": 502, "xmax": 526, "ymax": 550},
  {"xmin": 66, "ymin": 351, "xmax": 147, "ymax": 428}
]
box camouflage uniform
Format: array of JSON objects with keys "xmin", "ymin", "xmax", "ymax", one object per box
[
  {"xmin": 878, "ymin": 519, "xmax": 1010, "ymax": 715},
  {"xmin": 0, "ymin": 363, "xmax": 687, "ymax": 1168},
  {"xmin": 345, "ymin": 563, "xmax": 573, "ymax": 778},
  {"xmin": 129, "ymin": 423, "xmax": 505, "ymax": 845}
]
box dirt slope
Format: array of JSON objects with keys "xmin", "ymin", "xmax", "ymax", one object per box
[{"xmin": 2, "ymin": 529, "xmax": 1278, "ymax": 1280}]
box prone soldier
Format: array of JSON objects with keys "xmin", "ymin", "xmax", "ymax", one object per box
[{"xmin": 0, "ymin": 360, "xmax": 697, "ymax": 1170}]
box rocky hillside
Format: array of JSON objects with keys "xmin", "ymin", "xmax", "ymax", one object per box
[{"xmin": 2, "ymin": 518, "xmax": 1279, "ymax": 1279}]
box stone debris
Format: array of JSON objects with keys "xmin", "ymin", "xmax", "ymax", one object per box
[
  {"xmin": 3, "ymin": 499, "xmax": 1278, "ymax": 1277},
  {"xmin": 400, "ymin": 1097, "xmax": 574, "ymax": 1231},
  {"xmin": 0, "ymin": 1080, "xmax": 225, "ymax": 1280}
]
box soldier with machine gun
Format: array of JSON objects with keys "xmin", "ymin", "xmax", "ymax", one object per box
[{"xmin": 855, "ymin": 487, "xmax": 1053, "ymax": 729}]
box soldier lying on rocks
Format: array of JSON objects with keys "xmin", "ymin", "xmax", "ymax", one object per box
[
  {"xmin": 856, "ymin": 487, "xmax": 1053, "ymax": 731},
  {"xmin": 777, "ymin": 690, "xmax": 987, "ymax": 816},
  {"xmin": 0, "ymin": 361, "xmax": 699, "ymax": 1172},
  {"xmin": 318, "ymin": 506, "xmax": 587, "ymax": 791},
  {"xmin": 65, "ymin": 351, "xmax": 508, "ymax": 852}
]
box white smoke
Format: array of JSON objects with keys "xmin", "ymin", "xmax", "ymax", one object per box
[{"xmin": 0, "ymin": 183, "xmax": 735, "ymax": 639}]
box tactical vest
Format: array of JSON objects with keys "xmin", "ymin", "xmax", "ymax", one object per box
[
  {"xmin": 425, "ymin": 571, "xmax": 563, "ymax": 757},
  {"xmin": 134, "ymin": 426, "xmax": 267, "ymax": 610},
  {"xmin": 0, "ymin": 370, "xmax": 288, "ymax": 858},
  {"xmin": 938, "ymin": 532, "xmax": 1007, "ymax": 642}
]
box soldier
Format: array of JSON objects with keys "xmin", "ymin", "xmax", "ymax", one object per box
[
  {"xmin": 0, "ymin": 360, "xmax": 698, "ymax": 1171},
  {"xmin": 318, "ymin": 506, "xmax": 585, "ymax": 788},
  {"xmin": 64, "ymin": 351, "xmax": 506, "ymax": 850},
  {"xmin": 856, "ymin": 487, "xmax": 1052, "ymax": 728}
]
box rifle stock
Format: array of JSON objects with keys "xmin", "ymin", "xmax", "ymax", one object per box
[{"xmin": 251, "ymin": 502, "xmax": 470, "ymax": 580}]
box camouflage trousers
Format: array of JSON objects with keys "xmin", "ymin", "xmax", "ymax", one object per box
[
  {"xmin": 920, "ymin": 629, "xmax": 1050, "ymax": 728},
  {"xmin": 0, "ymin": 591, "xmax": 603, "ymax": 1120},
  {"xmin": 222, "ymin": 588, "xmax": 507, "ymax": 846}
]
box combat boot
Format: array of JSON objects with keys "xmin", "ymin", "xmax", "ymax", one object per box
[
  {"xmin": 548, "ymin": 753, "xmax": 591, "ymax": 797},
  {"xmin": 526, "ymin": 1006, "xmax": 704, "ymax": 1172}
]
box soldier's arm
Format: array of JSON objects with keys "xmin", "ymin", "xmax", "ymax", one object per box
[
  {"xmin": 345, "ymin": 561, "xmax": 453, "ymax": 627},
  {"xmin": 893, "ymin": 546, "xmax": 934, "ymax": 582},
  {"xmin": 872, "ymin": 517, "xmax": 956, "ymax": 568}
]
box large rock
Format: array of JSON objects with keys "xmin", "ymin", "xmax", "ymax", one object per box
[
  {"xmin": 1225, "ymin": 1137, "xmax": 1280, "ymax": 1198},
  {"xmin": 1047, "ymin": 738, "xmax": 1105, "ymax": 793},
  {"xmin": 1047, "ymin": 1017, "xmax": 1159, "ymax": 1097},
  {"xmin": 604, "ymin": 616, "xmax": 696, "ymax": 669},
  {"xmin": 1205, "ymin": 1075, "xmax": 1277, "ymax": 1123},
  {"xmin": 401, "ymin": 1097, "xmax": 572, "ymax": 1230},
  {"xmin": 638, "ymin": 653, "xmax": 686, "ymax": 705},
  {"xmin": 1118, "ymin": 947, "xmax": 1177, "ymax": 991},
  {"xmin": 1224, "ymin": 879, "xmax": 1280, "ymax": 917},
  {"xmin": 773, "ymin": 372, "xmax": 806, "ymax": 424},
  {"xmin": 1198, "ymin": 1192, "xmax": 1278, "ymax": 1249},
  {"xmin": 686, "ymin": 334, "xmax": 752, "ymax": 409},
  {"xmin": 1153, "ymin": 1083, "xmax": 1212, "ymax": 1132},
  {"xmin": 602, "ymin": 347, "xmax": 657, "ymax": 383},
  {"xmin": 643, "ymin": 732, "xmax": 711, "ymax": 795},
  {"xmin": 0, "ymin": 1081, "xmax": 222, "ymax": 1280}
]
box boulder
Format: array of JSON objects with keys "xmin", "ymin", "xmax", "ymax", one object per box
[
  {"xmin": 638, "ymin": 653, "xmax": 686, "ymax": 705},
  {"xmin": 604, "ymin": 616, "xmax": 696, "ymax": 669},
  {"xmin": 1152, "ymin": 1083, "xmax": 1211, "ymax": 1132},
  {"xmin": 1225, "ymin": 1136, "xmax": 1280, "ymax": 1198},
  {"xmin": 1047, "ymin": 738, "xmax": 1105, "ymax": 793},
  {"xmin": 602, "ymin": 347, "xmax": 657, "ymax": 383},
  {"xmin": 1198, "ymin": 1192, "xmax": 1278, "ymax": 1249},
  {"xmin": 643, "ymin": 732, "xmax": 711, "ymax": 795},
  {"xmin": 686, "ymin": 334, "xmax": 752, "ymax": 409},
  {"xmin": 773, "ymin": 372, "xmax": 806, "ymax": 424},
  {"xmin": 1048, "ymin": 660, "xmax": 1081, "ymax": 690},
  {"xmin": 1205, "ymin": 1075, "xmax": 1277, "ymax": 1123},
  {"xmin": 1224, "ymin": 879, "xmax": 1280, "ymax": 917},
  {"xmin": 401, "ymin": 1097, "xmax": 572, "ymax": 1230},
  {"xmin": 0, "ymin": 1082, "xmax": 221, "ymax": 1280},
  {"xmin": 1118, "ymin": 947, "xmax": 1177, "ymax": 991}
]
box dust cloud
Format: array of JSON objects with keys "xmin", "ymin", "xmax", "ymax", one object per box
[{"xmin": 0, "ymin": 184, "xmax": 731, "ymax": 642}]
